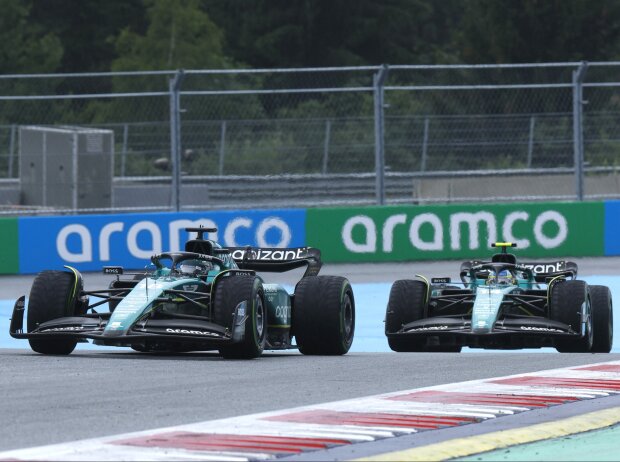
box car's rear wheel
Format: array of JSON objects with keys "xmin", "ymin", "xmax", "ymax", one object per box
[
  {"xmin": 550, "ymin": 280, "xmax": 593, "ymax": 353},
  {"xmin": 385, "ymin": 280, "xmax": 427, "ymax": 352},
  {"xmin": 293, "ymin": 276, "xmax": 355, "ymax": 355},
  {"xmin": 27, "ymin": 270, "xmax": 80, "ymax": 355},
  {"xmin": 590, "ymin": 285, "xmax": 613, "ymax": 353},
  {"xmin": 214, "ymin": 275, "xmax": 266, "ymax": 359}
]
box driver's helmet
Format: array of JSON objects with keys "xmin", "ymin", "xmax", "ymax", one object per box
[
  {"xmin": 486, "ymin": 269, "xmax": 515, "ymax": 286},
  {"xmin": 496, "ymin": 269, "xmax": 515, "ymax": 285},
  {"xmin": 178, "ymin": 259, "xmax": 211, "ymax": 275}
]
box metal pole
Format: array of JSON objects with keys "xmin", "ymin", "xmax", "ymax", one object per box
[
  {"xmin": 373, "ymin": 64, "xmax": 389, "ymax": 205},
  {"xmin": 421, "ymin": 117, "xmax": 430, "ymax": 171},
  {"xmin": 169, "ymin": 69, "xmax": 185, "ymax": 211},
  {"xmin": 121, "ymin": 123, "xmax": 128, "ymax": 177},
  {"xmin": 572, "ymin": 61, "xmax": 588, "ymax": 201},
  {"xmin": 72, "ymin": 131, "xmax": 78, "ymax": 211},
  {"xmin": 322, "ymin": 119, "xmax": 331, "ymax": 174},
  {"xmin": 218, "ymin": 120, "xmax": 226, "ymax": 176},
  {"xmin": 527, "ymin": 116, "xmax": 535, "ymax": 168},
  {"xmin": 8, "ymin": 124, "xmax": 15, "ymax": 178}
]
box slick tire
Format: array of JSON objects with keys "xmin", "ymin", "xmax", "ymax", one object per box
[
  {"xmin": 214, "ymin": 275, "xmax": 266, "ymax": 359},
  {"xmin": 550, "ymin": 280, "xmax": 593, "ymax": 353},
  {"xmin": 386, "ymin": 279, "xmax": 433, "ymax": 352},
  {"xmin": 590, "ymin": 285, "xmax": 613, "ymax": 353},
  {"xmin": 27, "ymin": 270, "xmax": 80, "ymax": 355},
  {"xmin": 293, "ymin": 276, "xmax": 355, "ymax": 355}
]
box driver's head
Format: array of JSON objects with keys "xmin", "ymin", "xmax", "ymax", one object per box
[
  {"xmin": 179, "ymin": 259, "xmax": 211, "ymax": 275},
  {"xmin": 497, "ymin": 269, "xmax": 515, "ymax": 285}
]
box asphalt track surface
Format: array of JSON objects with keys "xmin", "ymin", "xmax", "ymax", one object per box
[{"xmin": 2, "ymin": 258, "xmax": 620, "ymax": 454}]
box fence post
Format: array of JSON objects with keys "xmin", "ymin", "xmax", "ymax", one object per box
[
  {"xmin": 8, "ymin": 124, "xmax": 16, "ymax": 178},
  {"xmin": 421, "ymin": 117, "xmax": 430, "ymax": 171},
  {"xmin": 322, "ymin": 119, "xmax": 331, "ymax": 174},
  {"xmin": 572, "ymin": 61, "xmax": 588, "ymax": 201},
  {"xmin": 121, "ymin": 123, "xmax": 128, "ymax": 177},
  {"xmin": 218, "ymin": 120, "xmax": 226, "ymax": 176},
  {"xmin": 373, "ymin": 64, "xmax": 389, "ymax": 205},
  {"xmin": 527, "ymin": 116, "xmax": 535, "ymax": 168},
  {"xmin": 169, "ymin": 69, "xmax": 185, "ymax": 211}
]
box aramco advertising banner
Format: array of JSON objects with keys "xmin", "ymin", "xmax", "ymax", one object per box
[
  {"xmin": 18, "ymin": 209, "xmax": 305, "ymax": 273},
  {"xmin": 306, "ymin": 202, "xmax": 605, "ymax": 262}
]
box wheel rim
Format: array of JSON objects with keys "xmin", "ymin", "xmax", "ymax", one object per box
[
  {"xmin": 343, "ymin": 293, "xmax": 354, "ymax": 341},
  {"xmin": 586, "ymin": 297, "xmax": 594, "ymax": 348},
  {"xmin": 255, "ymin": 294, "xmax": 265, "ymax": 339}
]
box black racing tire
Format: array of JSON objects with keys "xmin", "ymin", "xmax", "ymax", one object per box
[
  {"xmin": 293, "ymin": 276, "xmax": 355, "ymax": 355},
  {"xmin": 214, "ymin": 275, "xmax": 266, "ymax": 359},
  {"xmin": 27, "ymin": 270, "xmax": 80, "ymax": 355},
  {"xmin": 590, "ymin": 285, "xmax": 613, "ymax": 353},
  {"xmin": 385, "ymin": 279, "xmax": 428, "ymax": 352},
  {"xmin": 550, "ymin": 280, "xmax": 593, "ymax": 353}
]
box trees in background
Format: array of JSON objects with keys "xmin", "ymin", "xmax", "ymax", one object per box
[{"xmin": 4, "ymin": 0, "xmax": 620, "ymax": 75}]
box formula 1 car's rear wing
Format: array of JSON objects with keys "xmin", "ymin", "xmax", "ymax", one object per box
[
  {"xmin": 224, "ymin": 246, "xmax": 322, "ymax": 277},
  {"xmin": 460, "ymin": 259, "xmax": 578, "ymax": 283},
  {"xmin": 520, "ymin": 260, "xmax": 578, "ymax": 282}
]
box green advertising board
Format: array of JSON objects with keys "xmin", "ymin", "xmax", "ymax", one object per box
[
  {"xmin": 0, "ymin": 217, "xmax": 19, "ymax": 273},
  {"xmin": 306, "ymin": 202, "xmax": 604, "ymax": 262}
]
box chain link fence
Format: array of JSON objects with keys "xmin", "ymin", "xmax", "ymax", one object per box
[{"xmin": 0, "ymin": 62, "xmax": 618, "ymax": 214}]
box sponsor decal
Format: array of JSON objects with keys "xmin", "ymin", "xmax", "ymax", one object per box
[
  {"xmin": 165, "ymin": 328, "xmax": 216, "ymax": 336},
  {"xmin": 230, "ymin": 248, "xmax": 307, "ymax": 261},
  {"xmin": 409, "ymin": 325, "xmax": 450, "ymax": 331},
  {"xmin": 520, "ymin": 262, "xmax": 565, "ymax": 273},
  {"xmin": 275, "ymin": 305, "xmax": 291, "ymax": 319},
  {"xmin": 181, "ymin": 284, "xmax": 199, "ymax": 291},
  {"xmin": 40, "ymin": 326, "xmax": 84, "ymax": 332},
  {"xmin": 520, "ymin": 326, "xmax": 564, "ymax": 333},
  {"xmin": 432, "ymin": 277, "xmax": 451, "ymax": 284},
  {"xmin": 103, "ymin": 266, "xmax": 123, "ymax": 275}
]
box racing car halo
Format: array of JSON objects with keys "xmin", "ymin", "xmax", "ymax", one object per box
[
  {"xmin": 385, "ymin": 242, "xmax": 613, "ymax": 353},
  {"xmin": 10, "ymin": 227, "xmax": 355, "ymax": 359}
]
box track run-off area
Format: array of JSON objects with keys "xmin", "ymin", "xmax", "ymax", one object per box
[{"xmin": 1, "ymin": 259, "xmax": 620, "ymax": 460}]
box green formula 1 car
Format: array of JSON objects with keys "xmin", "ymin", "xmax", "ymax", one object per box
[
  {"xmin": 10, "ymin": 227, "xmax": 355, "ymax": 359},
  {"xmin": 385, "ymin": 242, "xmax": 613, "ymax": 353}
]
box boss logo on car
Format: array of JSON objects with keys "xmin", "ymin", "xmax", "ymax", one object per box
[{"xmin": 431, "ymin": 277, "xmax": 451, "ymax": 284}]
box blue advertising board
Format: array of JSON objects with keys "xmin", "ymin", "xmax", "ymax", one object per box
[
  {"xmin": 18, "ymin": 209, "xmax": 305, "ymax": 273},
  {"xmin": 605, "ymin": 200, "xmax": 620, "ymax": 256}
]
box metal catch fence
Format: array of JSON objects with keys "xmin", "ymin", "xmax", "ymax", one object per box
[{"xmin": 0, "ymin": 62, "xmax": 618, "ymax": 214}]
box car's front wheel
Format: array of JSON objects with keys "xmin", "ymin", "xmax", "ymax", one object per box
[
  {"xmin": 386, "ymin": 280, "xmax": 426, "ymax": 352},
  {"xmin": 214, "ymin": 275, "xmax": 266, "ymax": 359},
  {"xmin": 27, "ymin": 270, "xmax": 81, "ymax": 355},
  {"xmin": 550, "ymin": 280, "xmax": 593, "ymax": 353},
  {"xmin": 590, "ymin": 285, "xmax": 613, "ymax": 353}
]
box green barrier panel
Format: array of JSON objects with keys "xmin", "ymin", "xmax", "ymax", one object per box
[
  {"xmin": 307, "ymin": 202, "xmax": 604, "ymax": 262},
  {"xmin": 0, "ymin": 217, "xmax": 19, "ymax": 273}
]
